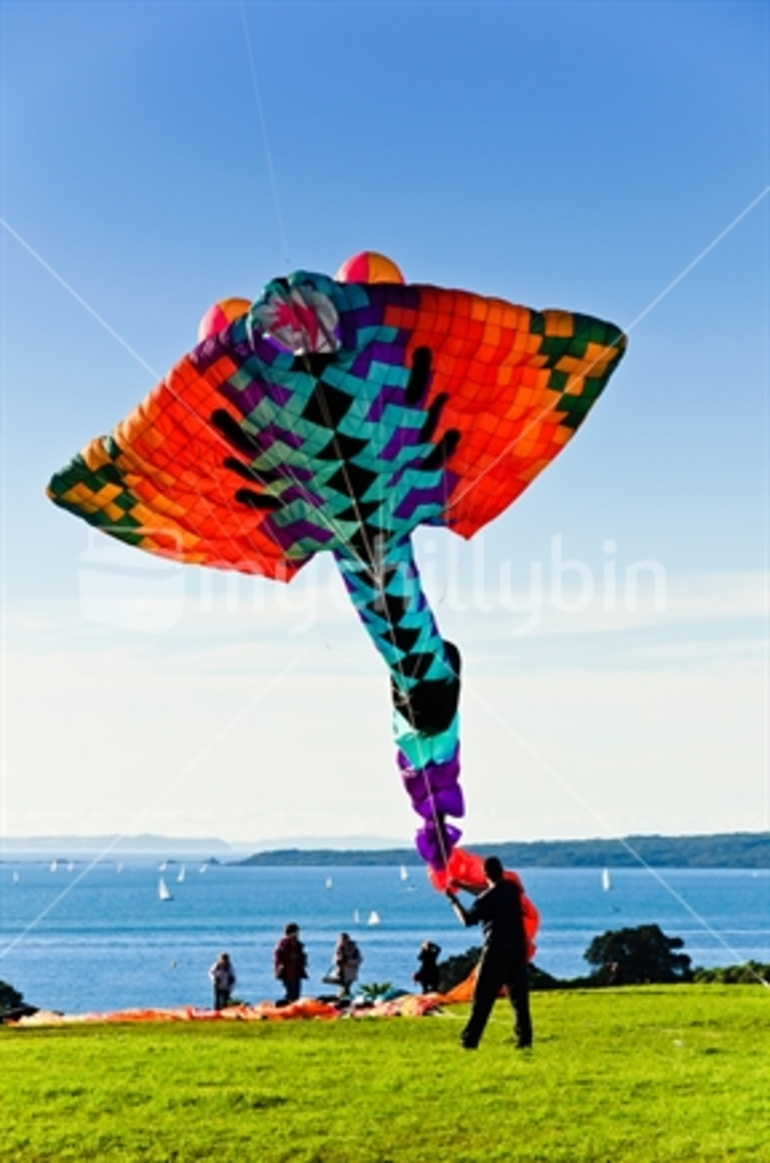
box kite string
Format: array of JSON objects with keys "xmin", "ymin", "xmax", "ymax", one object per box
[
  {"xmin": 0, "ymin": 218, "xmax": 159, "ymax": 379},
  {"xmin": 238, "ymin": 0, "xmax": 291, "ymax": 270}
]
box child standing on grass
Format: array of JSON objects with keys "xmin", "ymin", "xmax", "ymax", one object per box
[{"xmin": 209, "ymin": 952, "xmax": 236, "ymax": 1011}]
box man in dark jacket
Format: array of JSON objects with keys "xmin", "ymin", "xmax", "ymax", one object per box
[
  {"xmin": 273, "ymin": 923, "xmax": 308, "ymax": 1004},
  {"xmin": 447, "ymin": 855, "xmax": 532, "ymax": 1050}
]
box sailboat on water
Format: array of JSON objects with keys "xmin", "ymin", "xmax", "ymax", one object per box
[
  {"xmin": 158, "ymin": 876, "xmax": 173, "ymax": 902},
  {"xmin": 601, "ymin": 868, "xmax": 612, "ymax": 892},
  {"xmin": 176, "ymin": 864, "xmax": 186, "ymax": 883},
  {"xmin": 399, "ymin": 865, "xmax": 408, "ymax": 882},
  {"xmin": 367, "ymin": 910, "xmax": 381, "ymax": 926}
]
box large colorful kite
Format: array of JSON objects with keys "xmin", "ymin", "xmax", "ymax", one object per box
[{"xmin": 48, "ymin": 252, "xmax": 626, "ymax": 905}]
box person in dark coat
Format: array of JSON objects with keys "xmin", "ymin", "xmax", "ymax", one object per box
[
  {"xmin": 413, "ymin": 940, "xmax": 442, "ymax": 994},
  {"xmin": 447, "ymin": 856, "xmax": 532, "ymax": 1050},
  {"xmin": 273, "ymin": 923, "xmax": 308, "ymax": 1004}
]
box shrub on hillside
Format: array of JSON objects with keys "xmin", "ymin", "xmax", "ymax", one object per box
[
  {"xmin": 435, "ymin": 947, "xmax": 482, "ymax": 992},
  {"xmin": 584, "ymin": 924, "xmax": 692, "ymax": 985},
  {"xmin": 435, "ymin": 931, "xmax": 766, "ymax": 995},
  {"xmin": 0, "ymin": 979, "xmax": 23, "ymax": 1013},
  {"xmin": 693, "ymin": 961, "xmax": 770, "ymax": 985},
  {"xmin": 435, "ymin": 949, "xmax": 565, "ymax": 993},
  {"xmin": 528, "ymin": 964, "xmax": 565, "ymax": 990}
]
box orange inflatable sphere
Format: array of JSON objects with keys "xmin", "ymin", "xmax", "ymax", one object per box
[
  {"xmin": 197, "ymin": 297, "xmax": 251, "ymax": 343},
  {"xmin": 335, "ymin": 251, "xmax": 405, "ymax": 285},
  {"xmin": 429, "ymin": 847, "xmax": 540, "ymax": 961}
]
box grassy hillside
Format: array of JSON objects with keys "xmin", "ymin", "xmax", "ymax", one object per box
[{"xmin": 2, "ymin": 986, "xmax": 768, "ymax": 1161}]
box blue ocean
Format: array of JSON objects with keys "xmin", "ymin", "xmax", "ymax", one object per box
[{"xmin": 1, "ymin": 863, "xmax": 768, "ymax": 1014}]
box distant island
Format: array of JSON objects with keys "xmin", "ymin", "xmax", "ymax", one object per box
[
  {"xmin": 0, "ymin": 833, "xmax": 232, "ymax": 859},
  {"xmin": 236, "ymin": 831, "xmax": 769, "ymax": 869}
]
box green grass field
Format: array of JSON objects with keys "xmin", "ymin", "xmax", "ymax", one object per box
[{"xmin": 2, "ymin": 986, "xmax": 768, "ymax": 1162}]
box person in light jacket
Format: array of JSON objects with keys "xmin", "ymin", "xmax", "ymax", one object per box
[
  {"xmin": 209, "ymin": 952, "xmax": 236, "ymax": 1010},
  {"xmin": 333, "ymin": 932, "xmax": 363, "ymax": 999}
]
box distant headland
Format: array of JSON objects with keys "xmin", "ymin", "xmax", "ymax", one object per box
[{"xmin": 236, "ymin": 832, "xmax": 769, "ymax": 869}]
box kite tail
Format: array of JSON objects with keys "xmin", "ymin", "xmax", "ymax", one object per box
[{"xmin": 334, "ymin": 538, "xmax": 463, "ymax": 869}]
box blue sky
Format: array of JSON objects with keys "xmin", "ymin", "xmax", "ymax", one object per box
[{"xmin": 2, "ymin": 1, "xmax": 768, "ymax": 848}]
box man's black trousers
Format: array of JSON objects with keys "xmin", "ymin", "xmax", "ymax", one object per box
[{"xmin": 461, "ymin": 948, "xmax": 532, "ymax": 1049}]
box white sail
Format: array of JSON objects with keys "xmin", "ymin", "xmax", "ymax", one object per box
[
  {"xmin": 176, "ymin": 864, "xmax": 186, "ymax": 883},
  {"xmin": 50, "ymin": 859, "xmax": 58, "ymax": 873},
  {"xmin": 353, "ymin": 909, "xmax": 360, "ymax": 924},
  {"xmin": 158, "ymin": 861, "xmax": 167, "ymax": 872},
  {"xmin": 367, "ymin": 910, "xmax": 381, "ymax": 926},
  {"xmin": 399, "ymin": 865, "xmax": 408, "ymax": 881},
  {"xmin": 67, "ymin": 861, "xmax": 75, "ymax": 873},
  {"xmin": 325, "ymin": 876, "xmax": 333, "ymax": 889},
  {"xmin": 199, "ymin": 864, "xmax": 208, "ymax": 874},
  {"xmin": 158, "ymin": 876, "xmax": 173, "ymax": 901},
  {"xmin": 602, "ymin": 868, "xmax": 612, "ymax": 892}
]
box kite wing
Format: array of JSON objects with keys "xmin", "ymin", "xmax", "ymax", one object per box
[
  {"xmin": 379, "ymin": 286, "xmax": 626, "ymax": 539},
  {"xmin": 46, "ymin": 346, "xmax": 310, "ymax": 581},
  {"xmin": 48, "ymin": 272, "xmax": 625, "ymax": 576}
]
